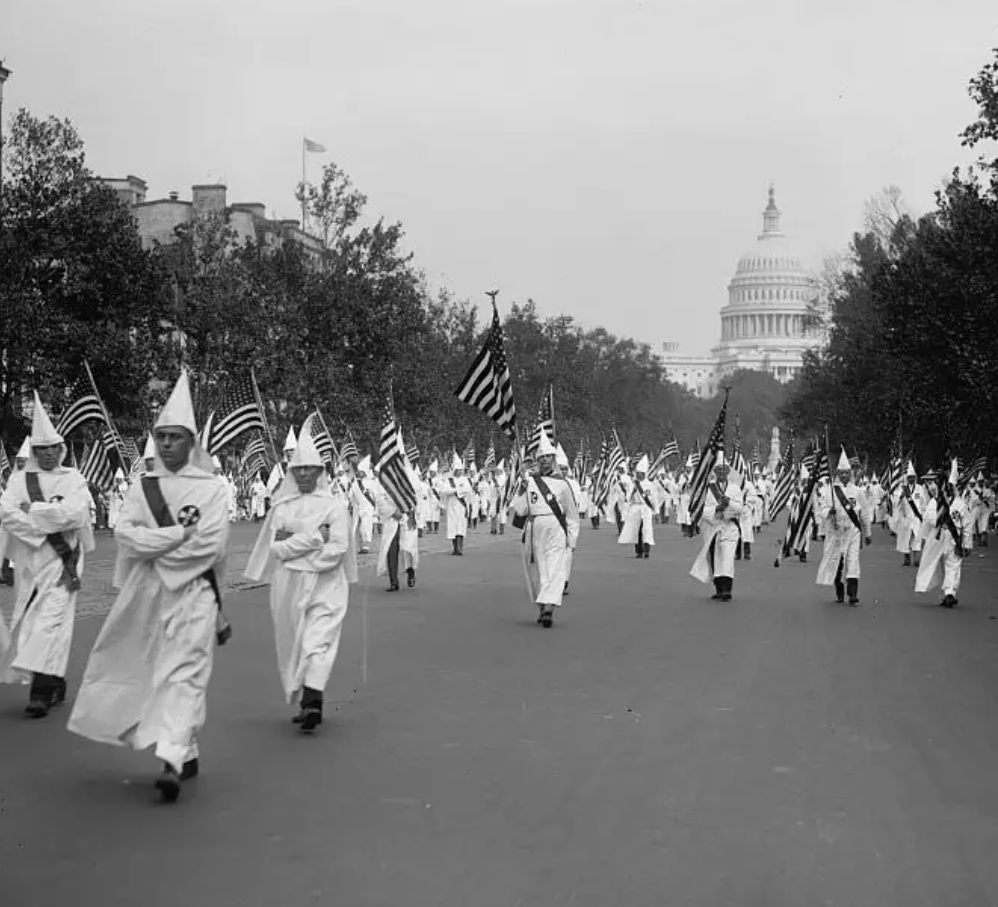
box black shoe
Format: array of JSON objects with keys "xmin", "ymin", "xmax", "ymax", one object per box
[
  {"xmin": 407, "ymin": 569, "xmax": 416, "ymax": 588},
  {"xmin": 387, "ymin": 582, "xmax": 400, "ymax": 592},
  {"xmin": 180, "ymin": 758, "xmax": 199, "ymax": 781},
  {"xmin": 536, "ymin": 608, "xmax": 544, "ymax": 625},
  {"xmin": 24, "ymin": 699, "xmax": 49, "ymax": 719},
  {"xmin": 941, "ymin": 594, "xmax": 957, "ymax": 608},
  {"xmin": 300, "ymin": 707, "xmax": 322, "ymax": 733},
  {"xmin": 541, "ymin": 611, "xmax": 553, "ymax": 628},
  {"xmin": 635, "ymin": 551, "xmax": 643, "ymax": 559},
  {"xmin": 50, "ymin": 679, "xmax": 67, "ymax": 708},
  {"xmin": 563, "ymin": 582, "xmax": 570, "ymax": 596},
  {"xmin": 903, "ymin": 554, "xmax": 911, "ymax": 567},
  {"xmin": 155, "ymin": 767, "xmax": 182, "ymax": 803},
  {"xmin": 720, "ymin": 593, "xmax": 732, "ymax": 602}
]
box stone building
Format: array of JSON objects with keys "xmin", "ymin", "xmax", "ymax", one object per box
[
  {"xmin": 662, "ymin": 187, "xmax": 820, "ymax": 398},
  {"xmin": 101, "ymin": 176, "xmax": 324, "ymax": 261}
]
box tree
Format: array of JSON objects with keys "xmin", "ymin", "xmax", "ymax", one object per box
[
  {"xmin": 0, "ymin": 109, "xmax": 171, "ymax": 438},
  {"xmin": 295, "ymin": 162, "xmax": 367, "ymax": 251}
]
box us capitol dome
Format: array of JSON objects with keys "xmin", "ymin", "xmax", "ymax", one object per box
[{"xmin": 661, "ymin": 187, "xmax": 820, "ymax": 398}]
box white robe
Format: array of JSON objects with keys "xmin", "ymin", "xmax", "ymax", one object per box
[
  {"xmin": 68, "ymin": 464, "xmax": 229, "ymax": 774},
  {"xmin": 375, "ymin": 488, "xmax": 420, "ymax": 576},
  {"xmin": 0, "ymin": 465, "xmax": 94, "ymax": 683},
  {"xmin": 916, "ymin": 496, "xmax": 973, "ymax": 597},
  {"xmin": 816, "ymin": 481, "xmax": 867, "ymax": 584},
  {"xmin": 439, "ymin": 475, "xmax": 472, "ymax": 539},
  {"xmin": 245, "ymin": 489, "xmax": 354, "ymax": 702},
  {"xmin": 892, "ymin": 484, "xmax": 926, "ymax": 553},
  {"xmin": 511, "ymin": 475, "xmax": 580, "ymax": 608},
  {"xmin": 618, "ymin": 480, "xmax": 656, "ymax": 546},
  {"xmin": 690, "ymin": 482, "xmax": 744, "ymax": 583}
]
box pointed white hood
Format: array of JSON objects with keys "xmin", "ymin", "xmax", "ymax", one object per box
[
  {"xmin": 636, "ymin": 454, "xmax": 650, "ymax": 475},
  {"xmin": 289, "ymin": 424, "xmax": 323, "ymax": 468},
  {"xmin": 155, "ymin": 368, "xmax": 198, "ymax": 437},
  {"xmin": 16, "ymin": 436, "xmax": 31, "ymax": 460},
  {"xmin": 152, "ymin": 368, "xmax": 214, "ymax": 474},
  {"xmin": 283, "ymin": 427, "xmax": 297, "ymax": 453},
  {"xmin": 30, "ymin": 391, "xmax": 63, "ymax": 446},
  {"xmin": 555, "ymin": 443, "xmax": 570, "ymax": 468},
  {"xmin": 837, "ymin": 447, "xmax": 851, "ymax": 472},
  {"xmin": 535, "ymin": 431, "xmax": 557, "ymax": 458},
  {"xmin": 143, "ymin": 434, "xmax": 156, "ymax": 460},
  {"xmin": 357, "ymin": 454, "xmax": 372, "ymax": 474},
  {"xmin": 906, "ymin": 460, "xmax": 916, "ymax": 479},
  {"xmin": 451, "ymin": 452, "xmax": 463, "ymax": 472},
  {"xmin": 949, "ymin": 459, "xmax": 960, "ymax": 487}
]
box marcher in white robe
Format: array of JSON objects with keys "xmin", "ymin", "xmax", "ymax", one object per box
[
  {"xmin": 424, "ymin": 462, "xmax": 443, "ymax": 533},
  {"xmin": 968, "ymin": 475, "xmax": 992, "ymax": 546},
  {"xmin": 618, "ymin": 455, "xmax": 656, "ymax": 558},
  {"xmin": 354, "ymin": 456, "xmax": 377, "ymax": 553},
  {"xmin": 107, "ymin": 469, "xmax": 128, "ymax": 529},
  {"xmin": 1, "ymin": 439, "xmax": 31, "ymax": 587},
  {"xmin": 916, "ymin": 462, "xmax": 973, "ymax": 607},
  {"xmin": 0, "ymin": 393, "xmax": 94, "ymax": 717},
  {"xmin": 736, "ymin": 478, "xmax": 759, "ymax": 560},
  {"xmin": 375, "ymin": 472, "xmax": 420, "ymax": 591},
  {"xmin": 556, "ymin": 445, "xmax": 581, "ymax": 593},
  {"xmin": 68, "ymin": 369, "xmax": 229, "ymax": 803},
  {"xmin": 244, "ymin": 427, "xmax": 355, "ymax": 730},
  {"xmin": 816, "ymin": 451, "xmax": 871, "ymax": 606},
  {"xmin": 439, "ymin": 455, "xmax": 472, "ymax": 554},
  {"xmin": 891, "ymin": 463, "xmax": 926, "ymax": 565},
  {"xmin": 690, "ymin": 455, "xmax": 744, "ymax": 601},
  {"xmin": 250, "ymin": 475, "xmax": 268, "ymax": 521},
  {"xmin": 510, "ymin": 434, "xmax": 580, "ymax": 628},
  {"xmin": 495, "ymin": 465, "xmax": 509, "ymax": 533}
]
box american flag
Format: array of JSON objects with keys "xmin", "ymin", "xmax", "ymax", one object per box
[
  {"xmin": 688, "ymin": 393, "xmax": 729, "ymax": 530},
  {"xmin": 690, "ymin": 438, "xmax": 701, "ymax": 469},
  {"xmin": 240, "ymin": 434, "xmax": 268, "ymax": 480},
  {"xmin": 729, "ymin": 416, "xmax": 748, "ymax": 478},
  {"xmin": 958, "ymin": 454, "xmax": 988, "ymax": 490},
  {"xmin": 751, "ymin": 437, "xmax": 761, "ymax": 473},
  {"xmin": 593, "ymin": 431, "xmax": 626, "ymax": 511},
  {"xmin": 376, "ymin": 392, "xmax": 418, "ymax": 514},
  {"xmin": 0, "ymin": 442, "xmax": 10, "ymax": 491},
  {"xmin": 498, "ymin": 440, "xmax": 524, "ymax": 512},
  {"xmin": 454, "ymin": 298, "xmax": 517, "ymax": 440},
  {"xmin": 483, "ymin": 437, "xmax": 496, "ymax": 470},
  {"xmin": 80, "ymin": 438, "xmax": 115, "ymax": 492},
  {"xmin": 340, "ymin": 430, "xmax": 358, "ymax": 462},
  {"xmin": 526, "ymin": 386, "xmax": 555, "ymax": 458},
  {"xmin": 202, "ymin": 373, "xmax": 266, "ymax": 454},
  {"xmin": 768, "ymin": 435, "xmax": 796, "ymax": 520},
  {"xmin": 405, "ymin": 435, "xmax": 421, "ymax": 470},
  {"xmin": 664, "ymin": 429, "xmax": 680, "ymax": 461},
  {"xmin": 648, "ymin": 446, "xmax": 670, "ymax": 480},
  {"xmin": 781, "ymin": 448, "xmax": 827, "ymax": 560},
  {"xmin": 462, "ymin": 438, "xmax": 476, "ymax": 469},
  {"xmin": 54, "ymin": 380, "xmax": 106, "ymax": 438}
]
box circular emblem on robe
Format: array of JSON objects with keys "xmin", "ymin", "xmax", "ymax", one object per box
[
  {"xmin": 177, "ymin": 504, "xmax": 201, "ymax": 526},
  {"xmin": 50, "ymin": 495, "xmax": 64, "ymax": 504}
]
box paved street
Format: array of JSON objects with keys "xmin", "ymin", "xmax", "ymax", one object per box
[{"xmin": 3, "ymin": 521, "xmax": 998, "ymax": 907}]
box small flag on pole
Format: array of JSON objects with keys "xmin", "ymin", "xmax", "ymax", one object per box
[{"xmin": 303, "ymin": 138, "xmax": 326, "ymax": 153}]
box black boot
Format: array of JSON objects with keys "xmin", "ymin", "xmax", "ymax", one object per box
[
  {"xmin": 846, "ymin": 578, "xmax": 859, "ymax": 606},
  {"xmin": 154, "ymin": 765, "xmax": 182, "ymax": 803},
  {"xmin": 180, "ymin": 758, "xmax": 200, "ymax": 780},
  {"xmin": 913, "ymin": 550, "xmax": 921, "ymax": 567},
  {"xmin": 710, "ymin": 579, "xmax": 723, "ymax": 601},
  {"xmin": 418, "ymin": 527, "xmax": 424, "ymax": 538},
  {"xmin": 457, "ymin": 535, "xmax": 465, "ymax": 555},
  {"xmin": 643, "ymin": 543, "xmax": 650, "ymax": 559},
  {"xmin": 941, "ymin": 593, "xmax": 958, "ymax": 608},
  {"xmin": 299, "ymin": 687, "xmax": 323, "ymax": 732},
  {"xmin": 735, "ymin": 541, "xmax": 743, "ymax": 561},
  {"xmin": 799, "ymin": 551, "xmax": 807, "ymax": 563},
  {"xmin": 406, "ymin": 567, "xmax": 416, "ymax": 588},
  {"xmin": 452, "ymin": 538, "xmax": 460, "ymax": 556},
  {"xmin": 834, "ymin": 580, "xmax": 845, "ymax": 604},
  {"xmin": 743, "ymin": 542, "xmax": 751, "ymax": 561},
  {"xmin": 563, "ymin": 581, "xmax": 570, "ymax": 597},
  {"xmin": 903, "ymin": 553, "xmax": 911, "ymax": 567},
  {"xmin": 635, "ymin": 543, "xmax": 643, "ymax": 559},
  {"xmin": 720, "ymin": 577, "xmax": 732, "ymax": 601},
  {"xmin": 25, "ymin": 673, "xmax": 55, "ymax": 718},
  {"xmin": 541, "ymin": 604, "xmax": 554, "ymax": 628}
]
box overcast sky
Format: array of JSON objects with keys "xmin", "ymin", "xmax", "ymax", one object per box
[{"xmin": 4, "ymin": 1, "xmax": 995, "ymax": 353}]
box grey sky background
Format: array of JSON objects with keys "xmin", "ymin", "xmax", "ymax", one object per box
[{"xmin": 4, "ymin": 1, "xmax": 996, "ymax": 353}]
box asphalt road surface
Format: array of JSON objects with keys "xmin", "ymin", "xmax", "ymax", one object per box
[{"xmin": 3, "ymin": 520, "xmax": 998, "ymax": 907}]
